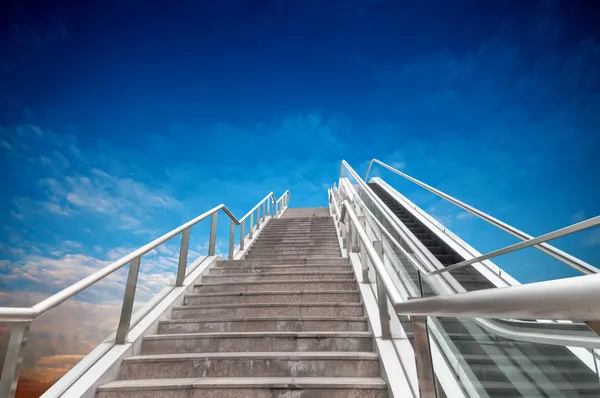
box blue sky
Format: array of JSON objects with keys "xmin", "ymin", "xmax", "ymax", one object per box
[{"xmin": 0, "ymin": 0, "xmax": 599, "ymax": 387}]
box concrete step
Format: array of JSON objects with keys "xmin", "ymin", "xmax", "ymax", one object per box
[
  {"xmin": 98, "ymin": 377, "xmax": 388, "ymax": 398},
  {"xmin": 246, "ymin": 250, "xmax": 342, "ymax": 257},
  {"xmin": 217, "ymin": 258, "xmax": 349, "ymax": 266},
  {"xmin": 184, "ymin": 290, "xmax": 360, "ymax": 305},
  {"xmin": 244, "ymin": 253, "xmax": 346, "ymax": 260},
  {"xmin": 172, "ymin": 302, "xmax": 364, "ymax": 318},
  {"xmin": 250, "ymin": 242, "xmax": 339, "ymax": 246},
  {"xmin": 249, "ymin": 238, "xmax": 340, "ymax": 243},
  {"xmin": 118, "ymin": 351, "xmax": 381, "ymax": 380},
  {"xmin": 248, "ymin": 247, "xmax": 341, "ymax": 252},
  {"xmin": 141, "ymin": 331, "xmax": 373, "ymax": 354},
  {"xmin": 259, "ymin": 231, "xmax": 337, "ymax": 236},
  {"xmin": 209, "ymin": 265, "xmax": 350, "ymax": 274},
  {"xmin": 194, "ymin": 279, "xmax": 357, "ymax": 293},
  {"xmin": 158, "ymin": 316, "xmax": 369, "ymax": 334},
  {"xmin": 202, "ymin": 271, "xmax": 352, "ymax": 282}
]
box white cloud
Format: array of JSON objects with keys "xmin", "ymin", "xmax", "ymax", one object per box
[
  {"xmin": 456, "ymin": 211, "xmax": 473, "ymax": 221},
  {"xmin": 582, "ymin": 229, "xmax": 600, "ymax": 247}
]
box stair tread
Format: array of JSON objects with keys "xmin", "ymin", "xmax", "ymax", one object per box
[
  {"xmin": 196, "ymin": 279, "xmax": 356, "ymax": 286},
  {"xmin": 160, "ymin": 316, "xmax": 368, "ymax": 324},
  {"xmin": 186, "ymin": 290, "xmax": 359, "ymax": 297},
  {"xmin": 175, "ymin": 302, "xmax": 362, "ymax": 309},
  {"xmin": 144, "ymin": 331, "xmax": 372, "ymax": 340},
  {"xmin": 98, "ymin": 376, "xmax": 388, "ymax": 391},
  {"xmin": 124, "ymin": 351, "xmax": 380, "ymax": 362},
  {"xmin": 206, "ymin": 271, "xmax": 352, "ymax": 277}
]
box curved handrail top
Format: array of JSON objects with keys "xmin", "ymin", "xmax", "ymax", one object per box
[
  {"xmin": 0, "ymin": 191, "xmax": 289, "ymax": 322},
  {"xmin": 360, "ymin": 158, "xmax": 599, "ymax": 275}
]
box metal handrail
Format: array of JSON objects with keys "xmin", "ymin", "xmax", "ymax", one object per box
[
  {"xmin": 364, "ymin": 158, "xmax": 600, "ymax": 275},
  {"xmin": 0, "ymin": 191, "xmax": 290, "ymax": 322},
  {"xmin": 336, "ymin": 170, "xmax": 599, "ymax": 320},
  {"xmin": 334, "ymin": 178, "xmax": 600, "ymax": 349},
  {"xmin": 428, "ymin": 215, "xmax": 600, "ymax": 276},
  {"xmin": 0, "ymin": 190, "xmax": 290, "ymax": 398},
  {"xmin": 336, "ymin": 199, "xmax": 600, "ymax": 338}
]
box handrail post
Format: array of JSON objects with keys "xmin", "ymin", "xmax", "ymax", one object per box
[
  {"xmin": 257, "ymin": 206, "xmax": 261, "ymax": 229},
  {"xmin": 374, "ymin": 240, "xmax": 391, "ymax": 339},
  {"xmin": 116, "ymin": 256, "xmax": 142, "ymax": 344},
  {"xmin": 262, "ymin": 202, "xmax": 266, "ymax": 222},
  {"xmin": 249, "ymin": 212, "xmax": 254, "ymax": 239},
  {"xmin": 228, "ymin": 221, "xmax": 235, "ymax": 259},
  {"xmin": 240, "ymin": 220, "xmax": 246, "ymax": 251},
  {"xmin": 175, "ymin": 228, "xmax": 190, "ymax": 286},
  {"xmin": 412, "ymin": 315, "xmax": 437, "ymax": 398},
  {"xmin": 360, "ymin": 241, "xmax": 370, "ymax": 283},
  {"xmin": 208, "ymin": 212, "xmax": 217, "ymax": 256},
  {"xmin": 0, "ymin": 322, "xmax": 30, "ymax": 398}
]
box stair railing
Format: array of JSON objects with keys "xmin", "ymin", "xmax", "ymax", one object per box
[{"xmin": 0, "ymin": 190, "xmax": 290, "ymax": 398}]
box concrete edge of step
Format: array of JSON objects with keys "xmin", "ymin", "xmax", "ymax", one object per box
[
  {"xmin": 122, "ymin": 351, "xmax": 381, "ymax": 362},
  {"xmin": 143, "ymin": 331, "xmax": 373, "ymax": 340},
  {"xmin": 184, "ymin": 290, "xmax": 360, "ymax": 297},
  {"xmin": 158, "ymin": 316, "xmax": 368, "ymax": 324},
  {"xmin": 172, "ymin": 302, "xmax": 364, "ymax": 310},
  {"xmin": 195, "ymin": 279, "xmax": 356, "ymax": 286},
  {"xmin": 97, "ymin": 376, "xmax": 388, "ymax": 391}
]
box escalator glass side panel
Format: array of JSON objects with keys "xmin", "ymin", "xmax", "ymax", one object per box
[{"xmin": 364, "ymin": 181, "xmax": 600, "ymax": 397}]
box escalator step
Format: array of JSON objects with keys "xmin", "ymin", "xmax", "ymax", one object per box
[{"xmin": 434, "ymin": 254, "xmax": 455, "ymax": 264}]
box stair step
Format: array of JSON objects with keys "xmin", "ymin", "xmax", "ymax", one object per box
[
  {"xmin": 245, "ymin": 254, "xmax": 345, "ymax": 260},
  {"xmin": 172, "ymin": 302, "xmax": 364, "ymax": 318},
  {"xmin": 118, "ymin": 351, "xmax": 380, "ymax": 379},
  {"xmin": 97, "ymin": 377, "xmax": 388, "ymax": 397},
  {"xmin": 184, "ymin": 290, "xmax": 360, "ymax": 305},
  {"xmin": 218, "ymin": 258, "xmax": 349, "ymax": 266},
  {"xmin": 158, "ymin": 316, "xmax": 369, "ymax": 333},
  {"xmin": 194, "ymin": 280, "xmax": 357, "ymax": 293},
  {"xmin": 203, "ymin": 271, "xmax": 352, "ymax": 282},
  {"xmin": 247, "ymin": 250, "xmax": 342, "ymax": 256},
  {"xmin": 141, "ymin": 331, "xmax": 373, "ymax": 354},
  {"xmin": 209, "ymin": 265, "xmax": 350, "ymax": 274}
]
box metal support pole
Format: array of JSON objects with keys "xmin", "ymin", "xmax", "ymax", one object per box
[
  {"xmin": 343, "ymin": 222, "xmax": 349, "ymax": 250},
  {"xmin": 374, "ymin": 240, "xmax": 391, "ymax": 339},
  {"xmin": 249, "ymin": 212, "xmax": 254, "ymax": 239},
  {"xmin": 360, "ymin": 241, "xmax": 369, "ymax": 283},
  {"xmin": 0, "ymin": 322, "xmax": 30, "ymax": 398},
  {"xmin": 208, "ymin": 212, "xmax": 218, "ymax": 256},
  {"xmin": 240, "ymin": 220, "xmax": 245, "ymax": 251},
  {"xmin": 412, "ymin": 315, "xmax": 437, "ymax": 398},
  {"xmin": 116, "ymin": 256, "xmax": 141, "ymax": 344},
  {"xmin": 262, "ymin": 202, "xmax": 266, "ymax": 222},
  {"xmin": 175, "ymin": 228, "xmax": 190, "ymax": 286},
  {"xmin": 228, "ymin": 221, "xmax": 235, "ymax": 259},
  {"xmin": 257, "ymin": 206, "xmax": 261, "ymax": 229}
]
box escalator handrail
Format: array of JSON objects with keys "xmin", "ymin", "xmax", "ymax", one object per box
[
  {"xmin": 364, "ymin": 158, "xmax": 599, "ymax": 275},
  {"xmin": 335, "ymin": 166, "xmax": 600, "ymax": 348}
]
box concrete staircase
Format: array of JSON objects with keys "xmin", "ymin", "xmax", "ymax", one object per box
[{"xmin": 96, "ymin": 208, "xmax": 389, "ymax": 397}]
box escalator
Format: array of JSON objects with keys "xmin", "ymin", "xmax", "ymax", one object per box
[{"xmin": 368, "ymin": 181, "xmax": 600, "ymax": 397}]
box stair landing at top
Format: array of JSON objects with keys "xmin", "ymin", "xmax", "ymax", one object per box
[{"xmin": 280, "ymin": 207, "xmax": 330, "ymax": 218}]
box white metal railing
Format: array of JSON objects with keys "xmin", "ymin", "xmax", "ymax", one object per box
[
  {"xmin": 337, "ymin": 162, "xmax": 600, "ymax": 340},
  {"xmin": 331, "ymin": 197, "xmax": 600, "ymax": 328},
  {"xmin": 0, "ymin": 190, "xmax": 290, "ymax": 398},
  {"xmin": 364, "ymin": 158, "xmax": 600, "ymax": 275}
]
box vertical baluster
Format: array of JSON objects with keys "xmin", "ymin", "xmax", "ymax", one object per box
[
  {"xmin": 249, "ymin": 213, "xmax": 254, "ymax": 239},
  {"xmin": 373, "ymin": 240, "xmax": 391, "ymax": 339},
  {"xmin": 208, "ymin": 212, "xmax": 217, "ymax": 256},
  {"xmin": 240, "ymin": 220, "xmax": 246, "ymax": 250},
  {"xmin": 175, "ymin": 228, "xmax": 190, "ymax": 286},
  {"xmin": 228, "ymin": 221, "xmax": 235, "ymax": 260},
  {"xmin": 116, "ymin": 256, "xmax": 142, "ymax": 344},
  {"xmin": 0, "ymin": 322, "xmax": 30, "ymax": 398}
]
